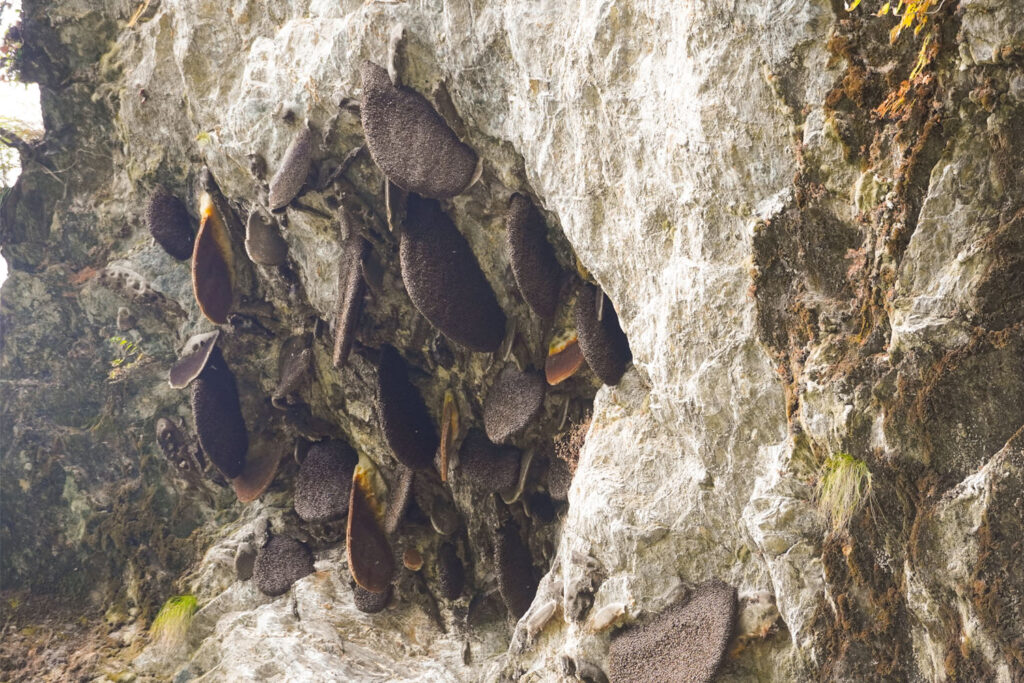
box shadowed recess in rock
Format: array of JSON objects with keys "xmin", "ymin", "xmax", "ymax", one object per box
[
  {"xmin": 506, "ymin": 193, "xmax": 564, "ymax": 319},
  {"xmin": 268, "ymin": 123, "xmax": 314, "ymax": 211},
  {"xmin": 190, "ymin": 346, "xmax": 248, "ymax": 478},
  {"xmin": 333, "ymin": 234, "xmax": 368, "ymax": 368},
  {"xmin": 347, "ymin": 471, "xmax": 395, "ymax": 594},
  {"xmin": 168, "ymin": 329, "xmax": 220, "ymax": 389},
  {"xmin": 253, "ymin": 535, "xmax": 315, "ymax": 597},
  {"xmin": 496, "ymin": 522, "xmax": 538, "ymax": 619},
  {"xmin": 400, "ymin": 194, "xmax": 506, "ymax": 352},
  {"xmin": 577, "ymin": 660, "xmax": 610, "ymax": 683},
  {"xmin": 155, "ymin": 417, "xmax": 187, "ymax": 460},
  {"xmin": 608, "ymin": 580, "xmax": 738, "ymax": 683},
  {"xmin": 439, "ymin": 390, "xmax": 457, "ymax": 482},
  {"xmin": 499, "ymin": 447, "xmax": 534, "ymax": 506},
  {"xmin": 146, "ymin": 185, "xmax": 195, "ymax": 260},
  {"xmin": 437, "ymin": 541, "xmax": 465, "ymax": 600},
  {"xmin": 360, "ymin": 61, "xmax": 480, "ymax": 199},
  {"xmin": 575, "ymin": 284, "xmax": 632, "ymax": 386},
  {"xmin": 192, "ymin": 192, "xmax": 235, "ymax": 324},
  {"xmin": 428, "ymin": 496, "xmax": 461, "ymax": 537},
  {"xmin": 376, "ymin": 344, "xmax": 439, "ymax": 470},
  {"xmin": 458, "ymin": 428, "xmax": 520, "ymax": 492},
  {"xmin": 547, "ymin": 455, "xmax": 572, "ymax": 502},
  {"xmin": 234, "ymin": 542, "xmax": 255, "ymax": 581},
  {"xmin": 274, "ymin": 334, "xmax": 312, "ymax": 403},
  {"xmin": 527, "ymin": 491, "xmax": 555, "ymax": 523},
  {"xmin": 294, "ymin": 439, "xmax": 359, "ymax": 523},
  {"xmin": 483, "ymin": 366, "xmax": 546, "ymax": 444},
  {"xmin": 353, "ymin": 582, "xmax": 392, "ymax": 614}
]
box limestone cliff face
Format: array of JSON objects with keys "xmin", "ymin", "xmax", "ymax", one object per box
[{"xmin": 2, "ymin": 0, "xmax": 1023, "ymax": 680}]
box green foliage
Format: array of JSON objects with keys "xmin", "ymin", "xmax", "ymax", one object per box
[
  {"xmin": 1, "ymin": 0, "xmax": 25, "ymax": 87},
  {"xmin": 106, "ymin": 336, "xmax": 147, "ymax": 381},
  {"xmin": 846, "ymin": 0, "xmax": 945, "ymax": 120},
  {"xmin": 845, "ymin": 0, "xmax": 944, "ymax": 41},
  {"xmin": 0, "ymin": 1, "xmax": 23, "ymax": 82},
  {"xmin": 816, "ymin": 452, "xmax": 873, "ymax": 532},
  {"xmin": 2, "ymin": 2, "xmax": 42, "ymax": 191},
  {"xmin": 150, "ymin": 595, "xmax": 198, "ymax": 649},
  {"xmin": 108, "ymin": 336, "xmax": 143, "ymax": 365},
  {"xmin": 878, "ymin": 0, "xmax": 943, "ymax": 43}
]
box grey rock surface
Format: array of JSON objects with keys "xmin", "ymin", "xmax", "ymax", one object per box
[{"xmin": 2, "ymin": 0, "xmax": 1024, "ymax": 681}]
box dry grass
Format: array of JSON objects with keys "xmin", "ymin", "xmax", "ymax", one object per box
[
  {"xmin": 816, "ymin": 452, "xmax": 873, "ymax": 532},
  {"xmin": 149, "ymin": 595, "xmax": 197, "ymax": 650}
]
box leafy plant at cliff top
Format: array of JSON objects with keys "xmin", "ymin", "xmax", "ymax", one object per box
[
  {"xmin": 816, "ymin": 452, "xmax": 873, "ymax": 532},
  {"xmin": 845, "ymin": 0, "xmax": 946, "ymax": 41},
  {"xmin": 1, "ymin": 1, "xmax": 24, "ymax": 83},
  {"xmin": 150, "ymin": 594, "xmax": 198, "ymax": 650},
  {"xmin": 845, "ymin": 0, "xmax": 946, "ymax": 118},
  {"xmin": 1, "ymin": 1, "xmax": 43, "ymax": 196}
]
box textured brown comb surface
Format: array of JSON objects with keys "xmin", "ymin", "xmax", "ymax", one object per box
[
  {"xmin": 506, "ymin": 193, "xmax": 564, "ymax": 319},
  {"xmin": 268, "ymin": 124, "xmax": 314, "ymax": 210},
  {"xmin": 483, "ymin": 366, "xmax": 546, "ymax": 444},
  {"xmin": 376, "ymin": 345, "xmax": 439, "ymax": 470},
  {"xmin": 608, "ymin": 580, "xmax": 738, "ymax": 683},
  {"xmin": 495, "ymin": 522, "xmax": 538, "ymax": 619},
  {"xmin": 400, "ymin": 194, "xmax": 506, "ymax": 352},
  {"xmin": 437, "ymin": 542, "xmax": 465, "ymax": 600},
  {"xmin": 146, "ymin": 185, "xmax": 195, "ymax": 260},
  {"xmin": 352, "ymin": 583, "xmax": 392, "ymax": 614},
  {"xmin": 360, "ymin": 61, "xmax": 479, "ymax": 199},
  {"xmin": 458, "ymin": 428, "xmax": 520, "ymax": 492},
  {"xmin": 384, "ymin": 465, "xmax": 415, "ymax": 535},
  {"xmin": 190, "ymin": 347, "xmax": 248, "ymax": 478},
  {"xmin": 293, "ymin": 440, "xmax": 359, "ymax": 522},
  {"xmin": 253, "ymin": 536, "xmax": 314, "ymax": 597},
  {"xmin": 575, "ymin": 284, "xmax": 632, "ymax": 386}
]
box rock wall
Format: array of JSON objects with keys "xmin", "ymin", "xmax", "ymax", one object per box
[{"xmin": 2, "ymin": 0, "xmax": 1023, "ymax": 680}]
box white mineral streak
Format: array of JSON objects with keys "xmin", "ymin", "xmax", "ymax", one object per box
[
  {"xmin": 958, "ymin": 0, "xmax": 1024, "ymax": 65},
  {"xmin": 890, "ymin": 141, "xmax": 993, "ymax": 352},
  {"xmin": 892, "ymin": 0, "xmax": 1024, "ymax": 354},
  {"xmin": 903, "ymin": 440, "xmax": 1022, "ymax": 683},
  {"xmin": 114, "ymin": 0, "xmax": 1021, "ymax": 679},
  {"xmin": 890, "ymin": 4, "xmax": 1024, "ymax": 675}
]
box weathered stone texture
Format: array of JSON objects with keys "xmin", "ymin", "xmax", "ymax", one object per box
[{"xmin": 2, "ymin": 0, "xmax": 1024, "ymax": 681}]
